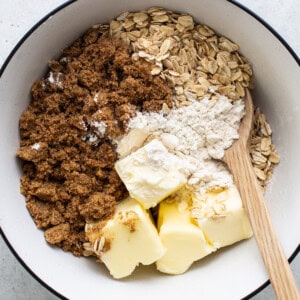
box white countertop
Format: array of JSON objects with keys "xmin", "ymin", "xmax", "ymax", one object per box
[{"xmin": 0, "ymin": 1, "xmax": 299, "ymax": 299}]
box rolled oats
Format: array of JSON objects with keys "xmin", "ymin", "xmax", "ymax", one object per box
[
  {"xmin": 108, "ymin": 7, "xmax": 279, "ymax": 191},
  {"xmin": 250, "ymin": 107, "xmax": 280, "ymax": 191},
  {"xmin": 213, "ymin": 203, "xmax": 226, "ymax": 215},
  {"xmin": 269, "ymin": 151, "xmax": 280, "ymax": 164},
  {"xmin": 109, "ymin": 7, "xmax": 253, "ymax": 106}
]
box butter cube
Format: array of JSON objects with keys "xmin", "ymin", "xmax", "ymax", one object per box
[
  {"xmin": 191, "ymin": 186, "xmax": 253, "ymax": 248},
  {"xmin": 85, "ymin": 197, "xmax": 166, "ymax": 279},
  {"xmin": 115, "ymin": 139, "xmax": 187, "ymax": 208},
  {"xmin": 156, "ymin": 192, "xmax": 214, "ymax": 275},
  {"xmin": 116, "ymin": 128, "xmax": 149, "ymax": 159}
]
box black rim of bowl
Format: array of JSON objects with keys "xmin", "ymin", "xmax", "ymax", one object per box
[{"xmin": 0, "ymin": 1, "xmax": 299, "ymax": 299}]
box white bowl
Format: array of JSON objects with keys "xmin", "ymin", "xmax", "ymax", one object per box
[{"xmin": 0, "ymin": 1, "xmax": 299, "ymax": 299}]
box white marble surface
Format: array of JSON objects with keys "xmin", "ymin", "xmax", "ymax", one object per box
[{"xmin": 0, "ymin": 1, "xmax": 299, "ymax": 299}]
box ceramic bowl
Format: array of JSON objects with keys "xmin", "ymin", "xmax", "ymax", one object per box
[{"xmin": 0, "ymin": 1, "xmax": 299, "ymax": 299}]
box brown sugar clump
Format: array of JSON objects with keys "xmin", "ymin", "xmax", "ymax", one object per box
[
  {"xmin": 45, "ymin": 223, "xmax": 70, "ymax": 245},
  {"xmin": 17, "ymin": 30, "xmax": 172, "ymax": 256},
  {"xmin": 79, "ymin": 193, "xmax": 115, "ymax": 222}
]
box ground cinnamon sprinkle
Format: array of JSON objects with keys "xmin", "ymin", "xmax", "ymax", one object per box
[{"xmin": 17, "ymin": 28, "xmax": 172, "ymax": 256}]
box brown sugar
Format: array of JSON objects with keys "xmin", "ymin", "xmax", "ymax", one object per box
[
  {"xmin": 45, "ymin": 223, "xmax": 70, "ymax": 245},
  {"xmin": 17, "ymin": 30, "xmax": 173, "ymax": 256}
]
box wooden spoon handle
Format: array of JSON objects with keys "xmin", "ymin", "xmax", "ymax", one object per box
[{"xmin": 224, "ymin": 143, "xmax": 300, "ymax": 300}]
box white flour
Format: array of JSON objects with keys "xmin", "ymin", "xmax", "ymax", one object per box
[
  {"xmin": 90, "ymin": 121, "xmax": 107, "ymax": 137},
  {"xmin": 131, "ymin": 139, "xmax": 187, "ymax": 172},
  {"xmin": 128, "ymin": 95, "xmax": 245, "ymax": 194},
  {"xmin": 47, "ymin": 72, "xmax": 63, "ymax": 89},
  {"xmin": 81, "ymin": 120, "xmax": 107, "ymax": 144},
  {"xmin": 31, "ymin": 143, "xmax": 40, "ymax": 150}
]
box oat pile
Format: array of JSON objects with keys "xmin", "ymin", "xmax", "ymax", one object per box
[
  {"xmin": 17, "ymin": 7, "xmax": 279, "ymax": 256},
  {"xmin": 109, "ymin": 7, "xmax": 253, "ymax": 106},
  {"xmin": 250, "ymin": 108, "xmax": 280, "ymax": 191}
]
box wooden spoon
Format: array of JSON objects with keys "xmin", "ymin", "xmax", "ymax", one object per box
[{"xmin": 223, "ymin": 89, "xmax": 299, "ymax": 299}]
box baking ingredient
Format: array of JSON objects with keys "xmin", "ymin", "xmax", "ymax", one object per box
[
  {"xmin": 156, "ymin": 191, "xmax": 214, "ymax": 274},
  {"xmin": 84, "ymin": 197, "xmax": 166, "ymax": 279},
  {"xmin": 17, "ymin": 34, "xmax": 172, "ymax": 256},
  {"xmin": 115, "ymin": 139, "xmax": 187, "ymax": 208},
  {"xmin": 128, "ymin": 95, "xmax": 245, "ymax": 194},
  {"xmin": 109, "ymin": 7, "xmax": 280, "ymax": 190},
  {"xmin": 116, "ymin": 128, "xmax": 149, "ymax": 158},
  {"xmin": 250, "ymin": 108, "xmax": 280, "ymax": 191},
  {"xmin": 109, "ymin": 7, "xmax": 253, "ymax": 106},
  {"xmin": 16, "ymin": 6, "xmax": 279, "ymax": 274},
  {"xmin": 191, "ymin": 186, "xmax": 253, "ymax": 248},
  {"xmin": 156, "ymin": 185, "xmax": 252, "ymax": 274}
]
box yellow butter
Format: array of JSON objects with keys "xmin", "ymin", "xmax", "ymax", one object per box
[
  {"xmin": 156, "ymin": 185, "xmax": 253, "ymax": 275},
  {"xmin": 116, "ymin": 128, "xmax": 149, "ymax": 159},
  {"xmin": 191, "ymin": 186, "xmax": 253, "ymax": 248},
  {"xmin": 85, "ymin": 197, "xmax": 166, "ymax": 279},
  {"xmin": 115, "ymin": 139, "xmax": 187, "ymax": 209},
  {"xmin": 156, "ymin": 191, "xmax": 214, "ymax": 275}
]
